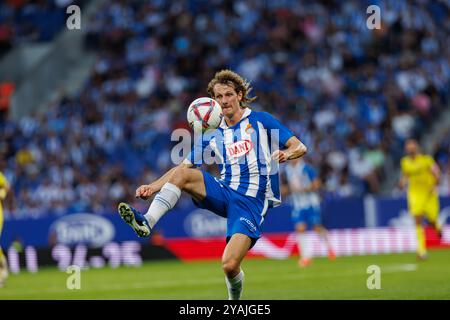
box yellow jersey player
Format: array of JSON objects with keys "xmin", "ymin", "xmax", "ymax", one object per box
[
  {"xmin": 399, "ymin": 139, "xmax": 441, "ymax": 260},
  {"xmin": 0, "ymin": 170, "xmax": 9, "ymax": 286}
]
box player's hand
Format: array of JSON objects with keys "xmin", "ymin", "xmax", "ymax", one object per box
[
  {"xmin": 272, "ymin": 150, "xmax": 288, "ymax": 163},
  {"xmin": 135, "ymin": 184, "xmax": 157, "ymax": 200}
]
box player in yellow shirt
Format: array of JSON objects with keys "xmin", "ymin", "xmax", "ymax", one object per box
[
  {"xmin": 399, "ymin": 139, "xmax": 441, "ymax": 260},
  {"xmin": 0, "ymin": 171, "xmax": 9, "ymax": 286}
]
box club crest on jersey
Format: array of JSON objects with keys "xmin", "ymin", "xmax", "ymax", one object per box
[
  {"xmin": 227, "ymin": 140, "xmax": 253, "ymax": 158},
  {"xmin": 245, "ymin": 123, "xmax": 254, "ymax": 134}
]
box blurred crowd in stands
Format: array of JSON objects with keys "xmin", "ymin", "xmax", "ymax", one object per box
[
  {"xmin": 0, "ymin": 0, "xmax": 449, "ymax": 218},
  {"xmin": 0, "ymin": 0, "xmax": 86, "ymax": 57}
]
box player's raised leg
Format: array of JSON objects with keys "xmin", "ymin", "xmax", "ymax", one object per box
[
  {"xmin": 118, "ymin": 202, "xmax": 152, "ymax": 237},
  {"xmin": 144, "ymin": 165, "xmax": 206, "ymax": 228},
  {"xmin": 222, "ymin": 233, "xmax": 252, "ymax": 300},
  {"xmin": 118, "ymin": 164, "xmax": 206, "ymax": 237}
]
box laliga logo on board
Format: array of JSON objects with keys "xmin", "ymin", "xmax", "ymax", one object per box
[
  {"xmin": 49, "ymin": 213, "xmax": 115, "ymax": 248},
  {"xmin": 184, "ymin": 209, "xmax": 227, "ymax": 238},
  {"xmin": 227, "ymin": 140, "xmax": 253, "ymax": 158}
]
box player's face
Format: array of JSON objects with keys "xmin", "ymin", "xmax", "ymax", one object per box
[
  {"xmin": 213, "ymin": 83, "xmax": 243, "ymax": 119},
  {"xmin": 405, "ymin": 140, "xmax": 419, "ymax": 156}
]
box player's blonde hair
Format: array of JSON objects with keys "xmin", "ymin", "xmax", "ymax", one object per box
[{"xmin": 207, "ymin": 69, "xmax": 256, "ymax": 107}]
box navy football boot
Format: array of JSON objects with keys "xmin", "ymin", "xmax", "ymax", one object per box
[{"xmin": 118, "ymin": 202, "xmax": 151, "ymax": 237}]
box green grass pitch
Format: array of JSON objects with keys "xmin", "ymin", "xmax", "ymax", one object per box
[{"xmin": 1, "ymin": 249, "xmax": 449, "ymax": 299}]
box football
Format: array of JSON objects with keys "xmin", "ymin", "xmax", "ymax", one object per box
[{"xmin": 187, "ymin": 97, "xmax": 223, "ymax": 132}]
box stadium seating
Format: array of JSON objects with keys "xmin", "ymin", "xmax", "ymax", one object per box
[{"xmin": 0, "ymin": 0, "xmax": 82, "ymax": 57}]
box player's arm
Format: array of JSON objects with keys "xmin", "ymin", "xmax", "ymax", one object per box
[
  {"xmin": 398, "ymin": 158, "xmax": 408, "ymax": 190},
  {"xmin": 135, "ymin": 162, "xmax": 194, "ymax": 199},
  {"xmin": 430, "ymin": 163, "xmax": 441, "ymax": 184},
  {"xmin": 298, "ymin": 166, "xmax": 321, "ymax": 193},
  {"xmin": 304, "ymin": 178, "xmax": 321, "ymax": 193},
  {"xmin": 272, "ymin": 136, "xmax": 307, "ymax": 163},
  {"xmin": 258, "ymin": 112, "xmax": 306, "ymax": 163},
  {"xmin": 0, "ymin": 174, "xmax": 9, "ymax": 200},
  {"xmin": 398, "ymin": 174, "xmax": 408, "ymax": 190},
  {"xmin": 0, "ymin": 188, "xmax": 7, "ymax": 200},
  {"xmin": 280, "ymin": 183, "xmax": 291, "ymax": 196}
]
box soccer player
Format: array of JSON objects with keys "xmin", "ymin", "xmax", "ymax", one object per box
[
  {"xmin": 118, "ymin": 69, "xmax": 307, "ymax": 300},
  {"xmin": 284, "ymin": 158, "xmax": 335, "ymax": 267},
  {"xmin": 0, "ymin": 170, "xmax": 9, "ymax": 287},
  {"xmin": 399, "ymin": 139, "xmax": 441, "ymax": 260}
]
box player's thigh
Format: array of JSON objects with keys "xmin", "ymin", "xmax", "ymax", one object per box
[
  {"xmin": 408, "ymin": 193, "xmax": 426, "ymax": 217},
  {"xmin": 292, "ymin": 210, "xmax": 304, "ymax": 231},
  {"xmin": 409, "ymin": 206, "xmax": 424, "ymax": 225},
  {"xmin": 227, "ymin": 194, "xmax": 265, "ymax": 241},
  {"xmin": 293, "ymin": 209, "xmax": 308, "ymax": 229},
  {"xmin": 309, "ymin": 206, "xmax": 322, "ymax": 228},
  {"xmin": 180, "ymin": 168, "xmax": 207, "ymax": 202},
  {"xmin": 190, "ymin": 171, "xmax": 229, "ymax": 217},
  {"xmin": 222, "ymin": 233, "xmax": 252, "ymax": 266}
]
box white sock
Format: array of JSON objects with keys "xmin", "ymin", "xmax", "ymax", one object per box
[
  {"xmin": 225, "ymin": 270, "xmax": 244, "ymax": 300},
  {"xmin": 144, "ymin": 182, "xmax": 181, "ymax": 228},
  {"xmin": 297, "ymin": 233, "xmax": 311, "ymax": 260}
]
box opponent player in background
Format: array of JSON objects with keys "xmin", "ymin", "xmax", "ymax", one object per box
[
  {"xmin": 283, "ymin": 158, "xmax": 335, "ymax": 267},
  {"xmin": 399, "ymin": 139, "xmax": 441, "ymax": 260},
  {"xmin": 118, "ymin": 69, "xmax": 307, "ymax": 300},
  {"xmin": 0, "ymin": 170, "xmax": 9, "ymax": 287}
]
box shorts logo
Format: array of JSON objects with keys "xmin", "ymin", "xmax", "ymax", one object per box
[
  {"xmin": 240, "ymin": 217, "xmax": 256, "ymax": 231},
  {"xmin": 227, "ymin": 140, "xmax": 253, "ymax": 158}
]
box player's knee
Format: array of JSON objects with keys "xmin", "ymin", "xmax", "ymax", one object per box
[
  {"xmin": 414, "ymin": 216, "xmax": 423, "ymax": 225},
  {"xmin": 222, "ymin": 258, "xmax": 240, "ymax": 277},
  {"xmin": 169, "ymin": 166, "xmax": 190, "ymax": 188}
]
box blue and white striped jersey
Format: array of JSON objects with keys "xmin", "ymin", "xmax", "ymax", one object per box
[
  {"xmin": 184, "ymin": 108, "xmax": 294, "ymax": 207},
  {"xmin": 285, "ymin": 161, "xmax": 321, "ymax": 210}
]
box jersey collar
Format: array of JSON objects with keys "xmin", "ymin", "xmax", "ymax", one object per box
[{"xmin": 219, "ymin": 108, "xmax": 252, "ymax": 129}]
